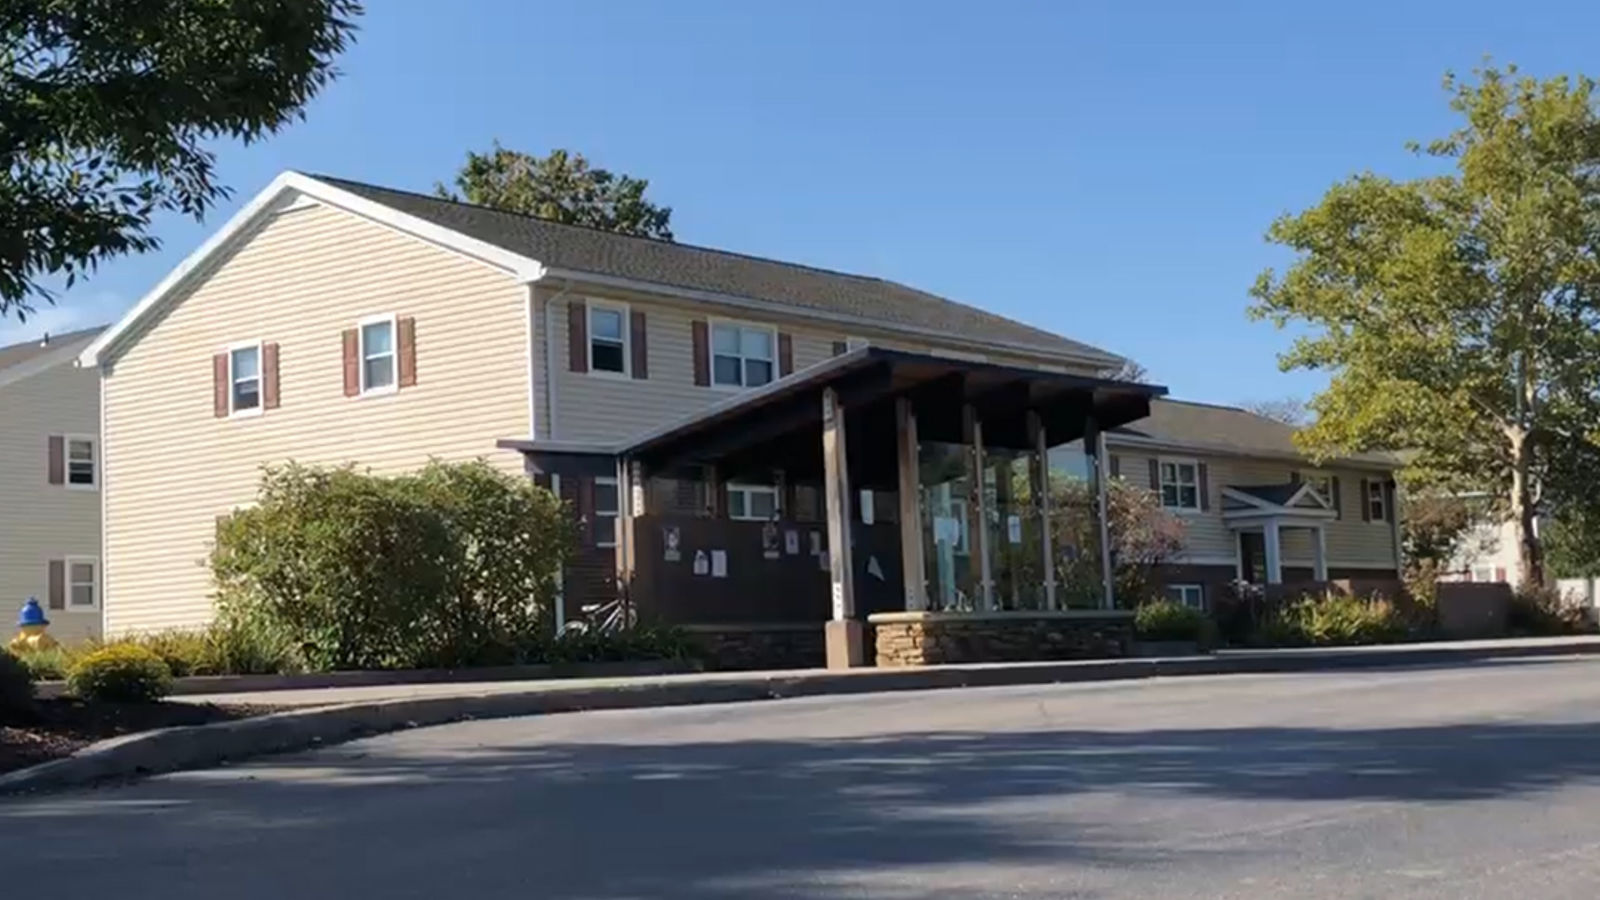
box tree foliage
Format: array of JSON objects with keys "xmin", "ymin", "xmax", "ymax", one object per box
[
  {"xmin": 0, "ymin": 0, "xmax": 362, "ymax": 319},
  {"xmin": 438, "ymin": 144, "xmax": 674, "ymax": 240},
  {"xmin": 1250, "ymin": 65, "xmax": 1600, "ymax": 587}
]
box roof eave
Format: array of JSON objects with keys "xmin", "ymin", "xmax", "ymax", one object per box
[{"xmin": 1105, "ymin": 432, "xmax": 1399, "ymax": 470}]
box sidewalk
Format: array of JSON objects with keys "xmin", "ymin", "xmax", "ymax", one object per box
[{"xmin": 7, "ymin": 635, "xmax": 1599, "ymax": 796}]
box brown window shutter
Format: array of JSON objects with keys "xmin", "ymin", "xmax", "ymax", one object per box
[
  {"xmin": 1360, "ymin": 478, "xmax": 1372, "ymax": 522},
  {"xmin": 1331, "ymin": 476, "xmax": 1342, "ymax": 518},
  {"xmin": 568, "ymin": 300, "xmax": 588, "ymax": 373},
  {"xmin": 47, "ymin": 435, "xmax": 64, "ymax": 485},
  {"xmin": 1109, "ymin": 454, "xmax": 1121, "ymax": 479},
  {"xmin": 692, "ymin": 320, "xmax": 710, "ymax": 386},
  {"xmin": 47, "ymin": 559, "xmax": 65, "ymax": 611},
  {"xmin": 778, "ymin": 332, "xmax": 794, "ymax": 377},
  {"xmin": 831, "ymin": 340, "xmax": 848, "ymax": 357},
  {"xmin": 1495, "ymin": 566, "xmax": 1507, "ymax": 582},
  {"xmin": 630, "ymin": 310, "xmax": 648, "ymax": 379},
  {"xmin": 578, "ymin": 476, "xmax": 596, "ymax": 544},
  {"xmin": 213, "ymin": 352, "xmax": 230, "ymax": 417},
  {"xmin": 341, "ymin": 329, "xmax": 360, "ymax": 397},
  {"xmin": 1383, "ymin": 479, "xmax": 1396, "ymax": 523},
  {"xmin": 1148, "ymin": 458, "xmax": 1160, "ymax": 492},
  {"xmin": 1197, "ymin": 462, "xmax": 1210, "ymax": 511},
  {"xmin": 398, "ymin": 316, "xmax": 417, "ymax": 387},
  {"xmin": 1289, "ymin": 471, "xmax": 1303, "ymax": 486},
  {"xmin": 262, "ymin": 342, "xmax": 281, "ymax": 409}
]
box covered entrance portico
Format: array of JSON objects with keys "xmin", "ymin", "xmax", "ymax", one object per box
[
  {"xmin": 1222, "ymin": 482, "xmax": 1337, "ymax": 584},
  {"xmin": 516, "ymin": 347, "xmax": 1165, "ymax": 670}
]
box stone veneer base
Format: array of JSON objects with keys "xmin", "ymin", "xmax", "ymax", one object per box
[{"xmin": 867, "ymin": 610, "xmax": 1135, "ymax": 667}]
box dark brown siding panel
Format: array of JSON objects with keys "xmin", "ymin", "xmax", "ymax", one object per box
[
  {"xmin": 46, "ymin": 435, "xmax": 64, "ymax": 485},
  {"xmin": 778, "ymin": 332, "xmax": 794, "ymax": 377},
  {"xmin": 692, "ymin": 320, "xmax": 710, "ymax": 386},
  {"xmin": 568, "ymin": 300, "xmax": 588, "ymax": 373},
  {"xmin": 630, "ymin": 310, "xmax": 648, "ymax": 379},
  {"xmin": 47, "ymin": 559, "xmax": 65, "ymax": 611},
  {"xmin": 213, "ymin": 352, "xmax": 230, "ymax": 416},
  {"xmin": 262, "ymin": 342, "xmax": 281, "ymax": 409},
  {"xmin": 341, "ymin": 329, "xmax": 360, "ymax": 397},
  {"xmin": 398, "ymin": 316, "xmax": 418, "ymax": 387},
  {"xmin": 578, "ymin": 476, "xmax": 596, "ymax": 544}
]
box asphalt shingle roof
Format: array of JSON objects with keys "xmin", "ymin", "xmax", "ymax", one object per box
[
  {"xmin": 314, "ymin": 176, "xmax": 1118, "ymax": 362},
  {"xmin": 1114, "ymin": 399, "xmax": 1399, "ymax": 467},
  {"xmin": 0, "ymin": 325, "xmax": 104, "ymax": 375}
]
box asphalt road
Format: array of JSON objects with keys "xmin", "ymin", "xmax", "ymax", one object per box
[{"xmin": 7, "ymin": 660, "xmax": 1600, "ymax": 899}]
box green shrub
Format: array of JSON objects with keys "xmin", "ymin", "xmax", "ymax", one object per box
[
  {"xmin": 67, "ymin": 644, "xmax": 174, "ymax": 703},
  {"xmin": 0, "ymin": 651, "xmax": 35, "ymax": 717},
  {"xmin": 1508, "ymin": 584, "xmax": 1589, "ymax": 636},
  {"xmin": 1255, "ymin": 592, "xmax": 1409, "ymax": 647},
  {"xmin": 547, "ymin": 622, "xmax": 703, "ymax": 664},
  {"xmin": 204, "ymin": 613, "xmax": 301, "ymax": 675},
  {"xmin": 13, "ymin": 645, "xmax": 73, "ymax": 681},
  {"xmin": 1134, "ymin": 600, "xmax": 1213, "ymax": 644},
  {"xmin": 109, "ymin": 629, "xmax": 216, "ymax": 678},
  {"xmin": 212, "ymin": 461, "xmax": 572, "ymax": 671}
]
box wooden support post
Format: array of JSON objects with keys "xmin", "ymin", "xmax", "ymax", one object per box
[
  {"xmin": 1313, "ymin": 524, "xmax": 1329, "ymax": 582},
  {"xmin": 614, "ymin": 457, "xmax": 639, "ymax": 619},
  {"xmin": 964, "ymin": 404, "xmax": 993, "ymax": 610},
  {"xmin": 896, "ymin": 397, "xmax": 927, "ymax": 611},
  {"xmin": 822, "ymin": 387, "xmax": 865, "ymax": 668},
  {"xmin": 1028, "ymin": 411, "xmax": 1057, "ymax": 610},
  {"xmin": 1087, "ymin": 417, "xmax": 1114, "ymax": 610},
  {"xmin": 1264, "ymin": 518, "xmax": 1284, "ymax": 585}
]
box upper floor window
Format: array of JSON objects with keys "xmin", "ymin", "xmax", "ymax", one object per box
[
  {"xmin": 67, "ymin": 437, "xmax": 95, "ymax": 488},
  {"xmin": 360, "ymin": 316, "xmax": 397, "ymax": 393},
  {"xmin": 1302, "ymin": 473, "xmax": 1332, "ymax": 502},
  {"xmin": 230, "ymin": 343, "xmax": 261, "ymax": 414},
  {"xmin": 67, "ymin": 557, "xmax": 98, "ymax": 610},
  {"xmin": 593, "ymin": 476, "xmax": 620, "ymax": 547},
  {"xmin": 712, "ymin": 323, "xmax": 774, "ymax": 388},
  {"xmin": 1159, "ymin": 458, "xmax": 1200, "ymax": 511},
  {"xmin": 727, "ymin": 482, "xmax": 779, "ymax": 520},
  {"xmin": 589, "ymin": 304, "xmax": 628, "ymax": 375},
  {"xmin": 1366, "ymin": 479, "xmax": 1388, "ymax": 522}
]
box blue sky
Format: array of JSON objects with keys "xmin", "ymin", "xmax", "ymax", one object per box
[{"xmin": 7, "ymin": 0, "xmax": 1598, "ymax": 406}]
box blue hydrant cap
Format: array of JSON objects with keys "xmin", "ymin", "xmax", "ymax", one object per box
[{"xmin": 18, "ymin": 597, "xmax": 48, "ymax": 627}]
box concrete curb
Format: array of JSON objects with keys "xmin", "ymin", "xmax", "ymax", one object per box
[{"xmin": 6, "ymin": 636, "xmax": 1600, "ymax": 796}]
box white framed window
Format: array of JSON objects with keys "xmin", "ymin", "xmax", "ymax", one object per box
[
  {"xmin": 1366, "ymin": 480, "xmax": 1388, "ymax": 523},
  {"xmin": 359, "ymin": 314, "xmax": 397, "ymax": 394},
  {"xmin": 727, "ymin": 483, "xmax": 780, "ymax": 521},
  {"xmin": 228, "ymin": 341, "xmax": 263, "ymax": 416},
  {"xmin": 711, "ymin": 321, "xmax": 776, "ymax": 389},
  {"xmin": 1165, "ymin": 583, "xmax": 1205, "ymax": 609},
  {"xmin": 588, "ymin": 302, "xmax": 629, "ymax": 376},
  {"xmin": 1471, "ymin": 566, "xmax": 1493, "ymax": 583},
  {"xmin": 65, "ymin": 556, "xmax": 98, "ymax": 611},
  {"xmin": 1302, "ymin": 473, "xmax": 1333, "ymax": 504},
  {"xmin": 593, "ymin": 476, "xmax": 620, "ymax": 547},
  {"xmin": 1158, "ymin": 458, "xmax": 1201, "ymax": 511},
  {"xmin": 65, "ymin": 435, "xmax": 96, "ymax": 489}
]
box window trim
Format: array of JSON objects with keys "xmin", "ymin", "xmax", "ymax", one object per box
[
  {"xmin": 62, "ymin": 433, "xmax": 97, "ymax": 491},
  {"xmin": 727, "ymin": 482, "xmax": 781, "ymax": 521},
  {"xmin": 1301, "ymin": 472, "xmax": 1333, "ymax": 505},
  {"xmin": 1165, "ymin": 583, "xmax": 1205, "ymax": 610},
  {"xmin": 586, "ymin": 300, "xmax": 632, "ymax": 379},
  {"xmin": 1366, "ymin": 479, "xmax": 1388, "ymax": 524},
  {"xmin": 708, "ymin": 318, "xmax": 778, "ymax": 392},
  {"xmin": 1157, "ymin": 456, "xmax": 1202, "ymax": 513},
  {"xmin": 63, "ymin": 555, "xmax": 99, "ymax": 612},
  {"xmin": 226, "ymin": 339, "xmax": 264, "ymax": 418},
  {"xmin": 357, "ymin": 312, "xmax": 399, "ymax": 397},
  {"xmin": 593, "ymin": 475, "xmax": 620, "ymax": 548}
]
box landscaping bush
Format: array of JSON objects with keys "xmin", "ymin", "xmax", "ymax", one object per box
[
  {"xmin": 0, "ymin": 651, "xmax": 35, "ymax": 719},
  {"xmin": 204, "ymin": 613, "xmax": 301, "ymax": 675},
  {"xmin": 1134, "ymin": 600, "xmax": 1213, "ymax": 645},
  {"xmin": 212, "ymin": 461, "xmax": 572, "ymax": 671},
  {"xmin": 13, "ymin": 645, "xmax": 73, "ymax": 681},
  {"xmin": 1255, "ymin": 592, "xmax": 1409, "ymax": 647},
  {"xmin": 1508, "ymin": 584, "xmax": 1590, "ymax": 636},
  {"xmin": 67, "ymin": 644, "xmax": 174, "ymax": 703},
  {"xmin": 546, "ymin": 622, "xmax": 703, "ymax": 664},
  {"xmin": 115, "ymin": 629, "xmax": 216, "ymax": 678}
]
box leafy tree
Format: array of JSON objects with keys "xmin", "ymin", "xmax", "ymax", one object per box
[
  {"xmin": 1250, "ymin": 65, "xmax": 1600, "ymax": 588},
  {"xmin": 1242, "ymin": 396, "xmax": 1310, "ymax": 426},
  {"xmin": 437, "ymin": 144, "xmax": 674, "ymax": 240},
  {"xmin": 1542, "ymin": 507, "xmax": 1600, "ymax": 578},
  {"xmin": 0, "ymin": 0, "xmax": 363, "ymax": 320}
]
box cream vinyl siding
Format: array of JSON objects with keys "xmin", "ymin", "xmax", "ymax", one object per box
[
  {"xmin": 0, "ymin": 359, "xmax": 102, "ymax": 642},
  {"xmin": 549, "ymin": 293, "xmax": 835, "ymax": 444},
  {"xmin": 1111, "ymin": 448, "xmax": 1399, "ymax": 569},
  {"xmin": 102, "ymin": 201, "xmax": 530, "ymax": 635}
]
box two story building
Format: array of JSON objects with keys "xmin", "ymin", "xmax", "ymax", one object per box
[
  {"xmin": 78, "ymin": 172, "xmax": 1402, "ymax": 662},
  {"xmin": 1, "ymin": 326, "xmax": 105, "ymax": 642}
]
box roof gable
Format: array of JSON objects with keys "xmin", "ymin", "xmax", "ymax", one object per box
[{"xmin": 0, "ymin": 326, "xmax": 104, "ymax": 390}]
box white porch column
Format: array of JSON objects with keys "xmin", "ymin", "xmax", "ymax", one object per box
[
  {"xmin": 1312, "ymin": 524, "xmax": 1329, "ymax": 582},
  {"xmin": 1263, "ymin": 517, "xmax": 1284, "ymax": 585},
  {"xmin": 822, "ymin": 387, "xmax": 865, "ymax": 668}
]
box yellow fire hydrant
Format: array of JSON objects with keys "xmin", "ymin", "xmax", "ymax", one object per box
[{"xmin": 9, "ymin": 597, "xmax": 58, "ymax": 654}]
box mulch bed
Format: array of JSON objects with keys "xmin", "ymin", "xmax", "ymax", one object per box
[{"xmin": 1, "ymin": 699, "xmax": 264, "ymax": 776}]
